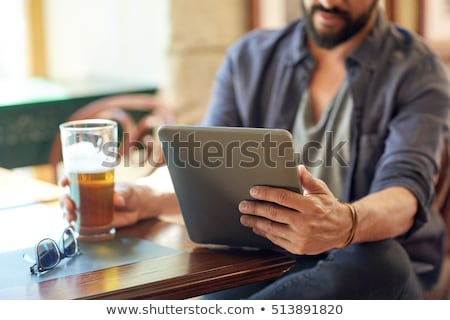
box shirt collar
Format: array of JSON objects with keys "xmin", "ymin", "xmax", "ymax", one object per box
[
  {"xmin": 348, "ymin": 9, "xmax": 390, "ymax": 71},
  {"xmin": 285, "ymin": 19, "xmax": 311, "ymax": 66}
]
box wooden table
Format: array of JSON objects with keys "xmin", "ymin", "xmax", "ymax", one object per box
[{"xmin": 0, "ymin": 169, "xmax": 295, "ymax": 300}]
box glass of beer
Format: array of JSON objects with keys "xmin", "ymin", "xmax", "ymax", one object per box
[{"xmin": 59, "ymin": 119, "xmax": 118, "ymax": 242}]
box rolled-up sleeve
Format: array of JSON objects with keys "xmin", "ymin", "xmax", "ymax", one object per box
[{"xmin": 370, "ymin": 54, "xmax": 450, "ymax": 235}]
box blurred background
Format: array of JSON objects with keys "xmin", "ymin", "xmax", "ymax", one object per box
[{"xmin": 0, "ymin": 0, "xmax": 449, "ymax": 180}]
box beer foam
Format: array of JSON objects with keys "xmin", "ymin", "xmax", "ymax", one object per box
[{"xmin": 63, "ymin": 141, "xmax": 115, "ymax": 173}]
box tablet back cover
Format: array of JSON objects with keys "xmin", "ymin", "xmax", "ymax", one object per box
[{"xmin": 158, "ymin": 125, "xmax": 302, "ymax": 250}]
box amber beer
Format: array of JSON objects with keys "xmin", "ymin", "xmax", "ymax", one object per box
[
  {"xmin": 68, "ymin": 168, "xmax": 115, "ymax": 242},
  {"xmin": 59, "ymin": 119, "xmax": 118, "ymax": 242}
]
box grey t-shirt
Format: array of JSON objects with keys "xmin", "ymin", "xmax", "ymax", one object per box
[{"xmin": 292, "ymin": 82, "xmax": 353, "ymax": 199}]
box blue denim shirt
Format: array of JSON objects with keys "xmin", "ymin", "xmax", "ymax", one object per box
[{"xmin": 202, "ymin": 11, "xmax": 450, "ymax": 287}]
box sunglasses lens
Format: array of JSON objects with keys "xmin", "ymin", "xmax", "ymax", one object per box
[
  {"xmin": 29, "ymin": 228, "xmax": 79, "ymax": 275},
  {"xmin": 37, "ymin": 239, "xmax": 60, "ymax": 270},
  {"xmin": 62, "ymin": 228, "xmax": 78, "ymax": 257}
]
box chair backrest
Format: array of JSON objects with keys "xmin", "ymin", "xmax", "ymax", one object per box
[
  {"xmin": 434, "ymin": 132, "xmax": 450, "ymax": 254},
  {"xmin": 49, "ymin": 94, "xmax": 176, "ymax": 183},
  {"xmin": 435, "ymin": 134, "xmax": 450, "ymax": 205}
]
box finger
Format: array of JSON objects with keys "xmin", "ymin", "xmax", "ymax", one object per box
[
  {"xmin": 239, "ymin": 200, "xmax": 298, "ymax": 224},
  {"xmin": 241, "ymin": 216, "xmax": 310, "ymax": 255},
  {"xmin": 114, "ymin": 183, "xmax": 134, "ymax": 208},
  {"xmin": 153, "ymin": 143, "xmax": 166, "ymax": 166},
  {"xmin": 298, "ymin": 165, "xmax": 333, "ymax": 196},
  {"xmin": 247, "ymin": 185, "xmax": 306, "ymax": 211},
  {"xmin": 60, "ymin": 195, "xmax": 77, "ymax": 222},
  {"xmin": 58, "ymin": 175, "xmax": 70, "ymax": 188},
  {"xmin": 113, "ymin": 191, "xmax": 127, "ymax": 207},
  {"xmin": 240, "ymin": 214, "xmax": 290, "ymax": 241},
  {"xmin": 113, "ymin": 214, "xmax": 135, "ymax": 228},
  {"xmin": 59, "ymin": 194, "xmax": 73, "ymax": 211},
  {"xmin": 254, "ymin": 229, "xmax": 296, "ymax": 253}
]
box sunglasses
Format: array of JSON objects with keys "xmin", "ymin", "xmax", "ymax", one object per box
[{"xmin": 24, "ymin": 227, "xmax": 80, "ymax": 275}]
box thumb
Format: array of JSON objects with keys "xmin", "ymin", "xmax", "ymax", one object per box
[
  {"xmin": 298, "ymin": 165, "xmax": 332, "ymax": 196},
  {"xmin": 114, "ymin": 183, "xmax": 134, "ymax": 207}
]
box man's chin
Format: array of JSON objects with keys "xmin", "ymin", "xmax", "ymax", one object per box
[
  {"xmin": 315, "ymin": 31, "xmax": 344, "ymax": 43},
  {"xmin": 309, "ymin": 33, "xmax": 346, "ymax": 49},
  {"xmin": 313, "ymin": 22, "xmax": 345, "ymax": 38},
  {"xmin": 316, "ymin": 29, "xmax": 342, "ymax": 39}
]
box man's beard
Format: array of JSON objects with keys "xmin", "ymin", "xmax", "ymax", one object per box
[{"xmin": 301, "ymin": 0, "xmax": 378, "ymax": 49}]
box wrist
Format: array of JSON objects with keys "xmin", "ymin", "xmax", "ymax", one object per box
[
  {"xmin": 136, "ymin": 184, "xmax": 179, "ymax": 219},
  {"xmin": 134, "ymin": 184, "xmax": 163, "ymax": 220},
  {"xmin": 342, "ymin": 202, "xmax": 358, "ymax": 247}
]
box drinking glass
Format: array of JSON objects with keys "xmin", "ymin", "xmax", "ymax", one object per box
[{"xmin": 59, "ymin": 119, "xmax": 118, "ymax": 242}]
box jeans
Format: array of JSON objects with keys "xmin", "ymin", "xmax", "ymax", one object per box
[{"xmin": 203, "ymin": 239, "xmax": 423, "ymax": 299}]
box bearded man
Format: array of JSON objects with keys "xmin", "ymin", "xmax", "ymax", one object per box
[{"xmin": 63, "ymin": 0, "xmax": 450, "ymax": 299}]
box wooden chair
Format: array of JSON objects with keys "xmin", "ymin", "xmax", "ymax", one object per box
[
  {"xmin": 426, "ymin": 132, "xmax": 450, "ymax": 299},
  {"xmin": 48, "ymin": 94, "xmax": 176, "ymax": 183}
]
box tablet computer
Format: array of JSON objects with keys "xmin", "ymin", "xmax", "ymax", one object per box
[{"xmin": 158, "ymin": 125, "xmax": 302, "ymax": 250}]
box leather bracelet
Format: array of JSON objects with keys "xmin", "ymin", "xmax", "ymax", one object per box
[{"xmin": 343, "ymin": 203, "xmax": 358, "ymax": 246}]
